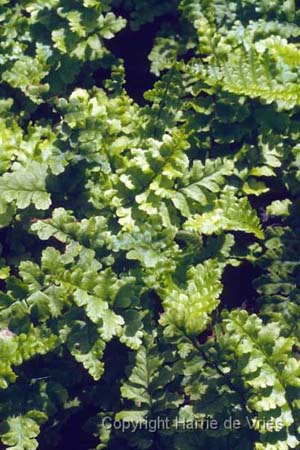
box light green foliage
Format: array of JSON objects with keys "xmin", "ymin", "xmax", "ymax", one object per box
[
  {"xmin": 0, "ymin": 0, "xmax": 300, "ymax": 449},
  {"xmin": 184, "ymin": 187, "xmax": 264, "ymax": 238},
  {"xmin": 160, "ymin": 259, "xmax": 223, "ymax": 336},
  {"xmin": 0, "ymin": 415, "xmax": 41, "ymax": 450},
  {"xmin": 0, "ymin": 1, "xmax": 126, "ymax": 102},
  {"xmin": 31, "ymin": 208, "xmax": 112, "ymax": 254},
  {"xmin": 266, "ymin": 199, "xmax": 292, "ymax": 217},
  {"xmin": 0, "ymin": 162, "xmax": 51, "ymax": 211},
  {"xmin": 205, "ymin": 48, "xmax": 300, "ymax": 109},
  {"xmin": 0, "ymin": 114, "xmax": 23, "ymax": 175},
  {"xmin": 218, "ymin": 311, "xmax": 300, "ymax": 450},
  {"xmin": 2, "ymin": 54, "xmax": 49, "ymax": 104},
  {"xmin": 179, "ymin": 158, "xmax": 234, "ymax": 206},
  {"xmin": 149, "ymin": 37, "xmax": 180, "ymax": 76}
]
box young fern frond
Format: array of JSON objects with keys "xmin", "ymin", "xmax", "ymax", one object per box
[
  {"xmin": 184, "ymin": 186, "xmax": 264, "ymax": 238},
  {"xmin": 204, "ymin": 45, "xmax": 300, "ymax": 109}
]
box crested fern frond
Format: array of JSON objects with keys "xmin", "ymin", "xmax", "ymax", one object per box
[
  {"xmin": 219, "ymin": 310, "xmax": 300, "ymax": 449},
  {"xmin": 159, "ymin": 259, "xmax": 223, "ymax": 337},
  {"xmin": 184, "ymin": 186, "xmax": 264, "ymax": 238},
  {"xmin": 204, "ymin": 47, "xmax": 300, "ymax": 109}
]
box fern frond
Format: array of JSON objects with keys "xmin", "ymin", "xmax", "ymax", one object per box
[
  {"xmin": 184, "ymin": 186, "xmax": 264, "ymax": 238},
  {"xmin": 219, "ymin": 310, "xmax": 300, "ymax": 449},
  {"xmin": 253, "ymin": 225, "xmax": 300, "ymax": 338},
  {"xmin": 159, "ymin": 259, "xmax": 223, "ymax": 337},
  {"xmin": 204, "ymin": 47, "xmax": 300, "ymax": 109},
  {"xmin": 0, "ymin": 162, "xmax": 51, "ymax": 211}
]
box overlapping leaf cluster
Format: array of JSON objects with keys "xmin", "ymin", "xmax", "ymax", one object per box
[{"xmin": 0, "ymin": 1, "xmax": 300, "ymax": 449}]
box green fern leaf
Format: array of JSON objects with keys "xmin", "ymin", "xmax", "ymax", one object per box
[
  {"xmin": 0, "ymin": 415, "xmax": 40, "ymax": 450},
  {"xmin": 184, "ymin": 187, "xmax": 264, "ymax": 238},
  {"xmin": 160, "ymin": 259, "xmax": 223, "ymax": 337},
  {"xmin": 0, "ymin": 163, "xmax": 51, "ymax": 210}
]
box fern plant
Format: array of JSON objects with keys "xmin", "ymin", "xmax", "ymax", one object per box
[{"xmin": 0, "ymin": 1, "xmax": 300, "ymax": 449}]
